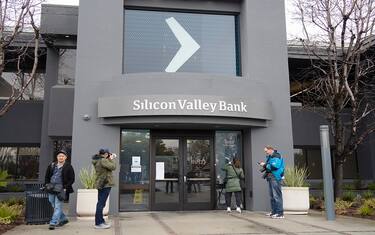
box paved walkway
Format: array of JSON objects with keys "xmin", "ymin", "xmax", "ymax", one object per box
[{"xmin": 4, "ymin": 211, "xmax": 375, "ymax": 235}]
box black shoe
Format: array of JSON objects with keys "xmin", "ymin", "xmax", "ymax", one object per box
[
  {"xmin": 58, "ymin": 220, "xmax": 69, "ymax": 226},
  {"xmin": 49, "ymin": 224, "xmax": 56, "ymax": 230}
]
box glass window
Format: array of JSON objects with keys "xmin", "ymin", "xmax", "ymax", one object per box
[
  {"xmin": 124, "ymin": 10, "xmax": 239, "ymax": 75},
  {"xmin": 120, "ymin": 130, "xmax": 150, "ymax": 211},
  {"xmin": 0, "ymin": 147, "xmax": 17, "ymax": 179},
  {"xmin": 294, "ymin": 148, "xmax": 306, "ymax": 169},
  {"xmin": 215, "ymin": 131, "xmax": 242, "ymax": 209},
  {"xmin": 17, "ymin": 147, "xmax": 40, "ymax": 180},
  {"xmin": 0, "ymin": 146, "xmax": 40, "ymax": 184},
  {"xmin": 58, "ymin": 49, "xmax": 76, "ymax": 85}
]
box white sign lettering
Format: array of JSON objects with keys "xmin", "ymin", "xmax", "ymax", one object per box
[{"xmin": 132, "ymin": 99, "xmax": 247, "ymax": 113}]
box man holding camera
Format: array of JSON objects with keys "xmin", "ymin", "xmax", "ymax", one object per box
[
  {"xmin": 92, "ymin": 148, "xmax": 117, "ymax": 229},
  {"xmin": 259, "ymin": 145, "xmax": 285, "ymax": 219}
]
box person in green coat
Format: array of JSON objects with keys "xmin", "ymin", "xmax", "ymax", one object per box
[
  {"xmin": 223, "ymin": 157, "xmax": 244, "ymax": 213},
  {"xmin": 92, "ymin": 148, "xmax": 116, "ymax": 229}
]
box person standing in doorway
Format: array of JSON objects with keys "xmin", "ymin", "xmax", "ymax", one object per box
[
  {"xmin": 259, "ymin": 145, "xmax": 285, "ymax": 219},
  {"xmin": 45, "ymin": 150, "xmax": 75, "ymax": 230},
  {"xmin": 92, "ymin": 148, "xmax": 116, "ymax": 229},
  {"xmin": 223, "ymin": 157, "xmax": 244, "ymax": 213}
]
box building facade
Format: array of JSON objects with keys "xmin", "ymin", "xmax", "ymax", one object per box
[{"xmin": 0, "ymin": 0, "xmax": 374, "ymax": 215}]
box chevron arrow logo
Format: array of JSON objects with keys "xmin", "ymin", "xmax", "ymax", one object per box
[{"xmin": 165, "ymin": 17, "xmax": 200, "ymax": 73}]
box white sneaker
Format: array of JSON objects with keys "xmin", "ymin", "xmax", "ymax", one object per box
[
  {"xmin": 226, "ymin": 207, "xmax": 231, "ymax": 212},
  {"xmin": 265, "ymin": 212, "xmax": 274, "ymax": 217},
  {"xmin": 271, "ymin": 214, "xmax": 284, "ymax": 219},
  {"xmin": 236, "ymin": 207, "xmax": 241, "ymax": 213},
  {"xmin": 94, "ymin": 223, "xmax": 111, "ymax": 229}
]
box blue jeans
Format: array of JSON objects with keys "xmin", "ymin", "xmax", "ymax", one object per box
[
  {"xmin": 95, "ymin": 187, "xmax": 111, "ymax": 225},
  {"xmin": 48, "ymin": 193, "xmax": 67, "ymax": 225},
  {"xmin": 267, "ymin": 178, "xmax": 283, "ymax": 215}
]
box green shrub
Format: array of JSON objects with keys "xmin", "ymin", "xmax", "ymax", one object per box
[
  {"xmin": 343, "ymin": 183, "xmax": 355, "ymax": 191},
  {"xmin": 362, "ymin": 191, "xmax": 374, "ymax": 200},
  {"xmin": 0, "ymin": 204, "xmax": 23, "ymax": 224},
  {"xmin": 2, "ymin": 198, "xmax": 25, "ymax": 206},
  {"xmin": 283, "ymin": 167, "xmax": 309, "ymax": 187},
  {"xmin": 342, "ymin": 191, "xmax": 357, "ymax": 202},
  {"xmin": 357, "ymin": 204, "xmax": 374, "ymax": 216},
  {"xmin": 6, "ymin": 184, "xmax": 24, "ymax": 192},
  {"xmin": 335, "ymin": 199, "xmax": 353, "ymax": 215},
  {"xmin": 0, "ymin": 170, "xmax": 8, "ymax": 188},
  {"xmin": 79, "ymin": 166, "xmax": 96, "ymax": 189},
  {"xmin": 368, "ymin": 182, "xmax": 375, "ymax": 191},
  {"xmin": 363, "ymin": 198, "xmax": 375, "ymax": 209}
]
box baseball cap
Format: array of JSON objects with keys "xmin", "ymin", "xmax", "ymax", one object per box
[{"xmin": 99, "ymin": 148, "xmax": 110, "ymax": 155}]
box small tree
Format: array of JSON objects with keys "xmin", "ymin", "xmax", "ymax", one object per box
[
  {"xmin": 292, "ymin": 0, "xmax": 375, "ymax": 197},
  {"xmin": 0, "ymin": 0, "xmax": 43, "ymax": 116}
]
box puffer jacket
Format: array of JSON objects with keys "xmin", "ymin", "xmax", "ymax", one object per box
[
  {"xmin": 265, "ymin": 150, "xmax": 285, "ymax": 181},
  {"xmin": 92, "ymin": 154, "xmax": 116, "ymax": 189},
  {"xmin": 223, "ymin": 163, "xmax": 244, "ymax": 192}
]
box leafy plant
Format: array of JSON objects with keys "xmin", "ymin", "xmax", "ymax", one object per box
[
  {"xmin": 0, "ymin": 170, "xmax": 8, "ymax": 188},
  {"xmin": 342, "ymin": 191, "xmax": 357, "ymax": 202},
  {"xmin": 2, "ymin": 198, "xmax": 25, "ymax": 206},
  {"xmin": 362, "ymin": 191, "xmax": 374, "ymax": 200},
  {"xmin": 357, "ymin": 204, "xmax": 374, "ymax": 216},
  {"xmin": 6, "ymin": 184, "xmax": 24, "ymax": 192},
  {"xmin": 79, "ymin": 166, "xmax": 96, "ymax": 189},
  {"xmin": 283, "ymin": 167, "xmax": 309, "ymax": 187},
  {"xmin": 0, "ymin": 204, "xmax": 23, "ymax": 224},
  {"xmin": 335, "ymin": 199, "xmax": 353, "ymax": 215},
  {"xmin": 363, "ymin": 198, "xmax": 375, "ymax": 209},
  {"xmin": 368, "ymin": 182, "xmax": 375, "ymax": 191},
  {"xmin": 342, "ymin": 183, "xmax": 355, "ymax": 191}
]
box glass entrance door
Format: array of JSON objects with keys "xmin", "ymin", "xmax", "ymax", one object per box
[{"xmin": 151, "ymin": 135, "xmax": 213, "ymax": 210}]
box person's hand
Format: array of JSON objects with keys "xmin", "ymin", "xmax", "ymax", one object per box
[{"xmin": 259, "ymin": 162, "xmax": 266, "ymax": 167}]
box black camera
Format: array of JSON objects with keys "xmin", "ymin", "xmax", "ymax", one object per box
[{"xmin": 257, "ymin": 162, "xmax": 269, "ymax": 179}]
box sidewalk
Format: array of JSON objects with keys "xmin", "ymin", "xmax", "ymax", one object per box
[{"xmin": 4, "ymin": 211, "xmax": 375, "ymax": 235}]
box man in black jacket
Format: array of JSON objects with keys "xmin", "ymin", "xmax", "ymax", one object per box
[{"xmin": 45, "ymin": 150, "xmax": 75, "ymax": 230}]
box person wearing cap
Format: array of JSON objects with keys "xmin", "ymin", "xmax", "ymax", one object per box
[
  {"xmin": 44, "ymin": 150, "xmax": 75, "ymax": 230},
  {"xmin": 92, "ymin": 148, "xmax": 116, "ymax": 229},
  {"xmin": 222, "ymin": 157, "xmax": 244, "ymax": 213}
]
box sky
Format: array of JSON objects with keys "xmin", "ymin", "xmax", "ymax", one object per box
[{"xmin": 45, "ymin": 0, "xmax": 302, "ymax": 40}]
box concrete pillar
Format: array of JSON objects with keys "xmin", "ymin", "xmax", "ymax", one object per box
[
  {"xmin": 240, "ymin": 0, "xmax": 294, "ymax": 211},
  {"xmin": 39, "ymin": 48, "xmax": 59, "ymax": 183},
  {"xmin": 69, "ymin": 0, "xmax": 123, "ymax": 216}
]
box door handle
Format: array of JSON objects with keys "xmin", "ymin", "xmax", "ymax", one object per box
[{"xmin": 184, "ymin": 176, "xmax": 187, "ymax": 183}]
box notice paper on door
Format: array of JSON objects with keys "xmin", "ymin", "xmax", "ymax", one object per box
[
  {"xmin": 156, "ymin": 162, "xmax": 165, "ymax": 180},
  {"xmin": 131, "ymin": 156, "xmax": 141, "ymax": 172}
]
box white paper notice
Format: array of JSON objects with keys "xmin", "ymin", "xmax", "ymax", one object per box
[
  {"xmin": 156, "ymin": 162, "xmax": 165, "ymax": 180},
  {"xmin": 131, "ymin": 156, "xmax": 141, "ymax": 172}
]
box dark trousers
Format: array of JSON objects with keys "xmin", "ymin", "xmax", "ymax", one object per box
[
  {"xmin": 267, "ymin": 178, "xmax": 283, "ymax": 215},
  {"xmin": 225, "ymin": 191, "xmax": 242, "ymax": 208},
  {"xmin": 95, "ymin": 187, "xmax": 111, "ymax": 225}
]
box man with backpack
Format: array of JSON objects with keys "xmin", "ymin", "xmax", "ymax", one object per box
[{"xmin": 259, "ymin": 145, "xmax": 285, "ymax": 219}]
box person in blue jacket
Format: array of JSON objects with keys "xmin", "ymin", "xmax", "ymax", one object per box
[{"xmin": 259, "ymin": 145, "xmax": 285, "ymax": 219}]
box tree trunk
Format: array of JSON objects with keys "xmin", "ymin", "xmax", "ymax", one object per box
[{"xmin": 334, "ymin": 157, "xmax": 344, "ymax": 199}]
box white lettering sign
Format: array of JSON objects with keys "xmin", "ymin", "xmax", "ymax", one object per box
[{"xmin": 132, "ymin": 99, "xmax": 247, "ymax": 113}]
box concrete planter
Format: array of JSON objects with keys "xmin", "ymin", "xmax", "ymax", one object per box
[
  {"xmin": 76, "ymin": 189, "xmax": 109, "ymax": 218},
  {"xmin": 282, "ymin": 186, "xmax": 309, "ymax": 214}
]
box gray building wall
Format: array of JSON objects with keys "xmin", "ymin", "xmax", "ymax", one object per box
[
  {"xmin": 48, "ymin": 85, "xmax": 74, "ymax": 137},
  {"xmin": 0, "ymin": 100, "xmax": 43, "ymax": 145},
  {"xmin": 240, "ymin": 0, "xmax": 293, "ymax": 211}
]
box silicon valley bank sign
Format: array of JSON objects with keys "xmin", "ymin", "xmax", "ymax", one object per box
[
  {"xmin": 133, "ymin": 99, "xmax": 247, "ymax": 113},
  {"xmin": 98, "ymin": 95, "xmax": 272, "ymax": 120}
]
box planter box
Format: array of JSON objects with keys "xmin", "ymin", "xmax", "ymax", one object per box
[
  {"xmin": 76, "ymin": 189, "xmax": 109, "ymax": 218},
  {"xmin": 282, "ymin": 186, "xmax": 309, "ymax": 214}
]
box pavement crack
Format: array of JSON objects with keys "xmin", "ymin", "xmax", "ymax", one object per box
[{"xmin": 150, "ymin": 213, "xmax": 178, "ymax": 235}]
